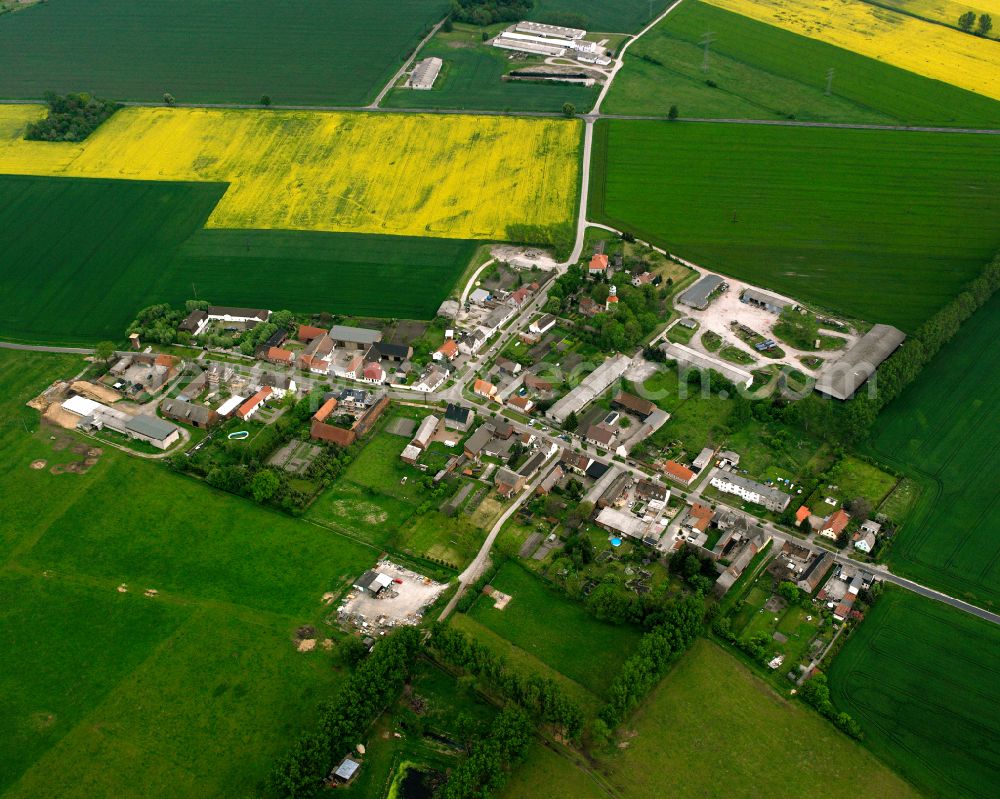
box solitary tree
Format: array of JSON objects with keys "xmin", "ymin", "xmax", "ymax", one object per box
[
  {"xmin": 259, "ymin": 94, "xmax": 271, "ymax": 106},
  {"xmin": 958, "ymin": 10, "xmax": 976, "ymax": 31},
  {"xmin": 668, "ymin": 104, "xmax": 679, "ymax": 120},
  {"xmin": 562, "ymin": 102, "xmax": 576, "ymax": 118},
  {"xmin": 977, "ymin": 13, "xmax": 993, "ymax": 36},
  {"xmin": 162, "ymin": 92, "xmax": 175, "ymax": 105},
  {"xmin": 94, "ymin": 340, "xmax": 116, "ymax": 363}
]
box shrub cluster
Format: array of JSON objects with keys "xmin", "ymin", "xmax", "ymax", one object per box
[
  {"xmin": 428, "ymin": 624, "xmax": 584, "ymax": 739},
  {"xmin": 450, "ymin": 0, "xmax": 532, "ymax": 26},
  {"xmin": 269, "ymin": 628, "xmax": 422, "ymax": 798},
  {"xmin": 25, "ymin": 92, "xmax": 121, "ymax": 142},
  {"xmin": 438, "ymin": 706, "xmax": 534, "ymax": 799}
]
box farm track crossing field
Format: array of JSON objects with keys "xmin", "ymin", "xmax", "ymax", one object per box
[
  {"xmin": 704, "ymin": 0, "xmax": 1000, "ymax": 101},
  {"xmin": 0, "ymin": 175, "xmax": 476, "ymax": 344},
  {"xmin": 0, "ymin": 106, "xmax": 580, "ymax": 243},
  {"xmin": 829, "ymin": 587, "xmax": 1000, "ymax": 799},
  {"xmin": 0, "ymin": 0, "xmax": 447, "ymax": 106},
  {"xmin": 464, "ymin": 561, "xmax": 641, "ymax": 697},
  {"xmin": 604, "ymin": 1, "xmax": 1000, "ymax": 126},
  {"xmin": 870, "ymin": 294, "xmax": 1000, "ymax": 607},
  {"xmin": 507, "ymin": 640, "xmax": 922, "ymax": 798},
  {"xmin": 0, "ymin": 349, "xmax": 377, "ymax": 797},
  {"xmin": 590, "ymin": 120, "xmax": 1000, "ymax": 330}
]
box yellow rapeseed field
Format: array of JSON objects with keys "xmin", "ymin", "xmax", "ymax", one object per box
[
  {"xmin": 877, "ymin": 0, "xmax": 1000, "ymax": 28},
  {"xmin": 704, "ymin": 0, "xmax": 1000, "ymax": 101},
  {"xmin": 0, "ymin": 106, "xmax": 581, "ymax": 240}
]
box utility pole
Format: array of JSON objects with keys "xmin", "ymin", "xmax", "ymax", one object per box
[
  {"xmin": 700, "ymin": 32, "xmax": 715, "ymax": 73},
  {"xmin": 825, "ymin": 67, "xmax": 835, "ymax": 96}
]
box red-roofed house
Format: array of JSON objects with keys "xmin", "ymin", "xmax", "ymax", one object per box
[
  {"xmin": 510, "ymin": 286, "xmax": 531, "ymax": 306},
  {"xmin": 508, "ymin": 395, "xmax": 534, "ymax": 413},
  {"xmin": 237, "ymin": 387, "xmax": 272, "ymax": 420},
  {"xmin": 434, "ymin": 339, "xmax": 459, "ymax": 362},
  {"xmin": 313, "ymin": 397, "xmax": 338, "ymax": 422},
  {"xmin": 267, "ymin": 347, "xmax": 294, "ymax": 365},
  {"xmin": 795, "ymin": 506, "xmax": 811, "ymax": 526},
  {"xmin": 662, "ymin": 460, "xmax": 696, "ymax": 486},
  {"xmin": 297, "ymin": 324, "xmax": 327, "ymax": 343},
  {"xmin": 819, "ymin": 509, "xmax": 851, "ymax": 540},
  {"xmin": 589, "ymin": 253, "xmax": 609, "ymax": 276},
  {"xmin": 474, "ymin": 379, "xmax": 497, "ymax": 400},
  {"xmin": 361, "ymin": 362, "xmax": 386, "ymax": 384}
]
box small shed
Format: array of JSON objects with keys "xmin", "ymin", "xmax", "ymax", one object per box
[{"xmin": 332, "ymin": 756, "xmax": 360, "ymax": 783}]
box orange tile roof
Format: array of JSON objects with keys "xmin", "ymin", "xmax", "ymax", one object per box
[
  {"xmin": 267, "ymin": 346, "xmax": 293, "ymax": 363},
  {"xmin": 313, "ymin": 396, "xmax": 338, "ymax": 422},
  {"xmin": 824, "ymin": 509, "xmax": 851, "ymax": 534},
  {"xmin": 437, "ymin": 339, "xmax": 458, "ymax": 359},
  {"xmin": 795, "ymin": 505, "xmax": 811, "ymax": 523},
  {"xmin": 474, "ymin": 379, "xmax": 496, "ymax": 397},
  {"xmin": 663, "ymin": 460, "xmax": 695, "ymax": 483},
  {"xmin": 297, "ymin": 324, "xmax": 327, "ymax": 342},
  {"xmin": 589, "ymin": 254, "xmax": 609, "ymax": 271},
  {"xmin": 237, "ymin": 386, "xmax": 272, "ymax": 419}
]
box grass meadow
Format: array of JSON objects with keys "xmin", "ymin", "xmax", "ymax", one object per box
[
  {"xmin": 871, "ymin": 294, "xmax": 1000, "ymax": 607},
  {"xmin": 595, "ymin": 640, "xmax": 922, "ymax": 798},
  {"xmin": 306, "ymin": 421, "xmax": 490, "ymax": 568},
  {"xmin": 604, "ymin": 1, "xmax": 1000, "ymax": 126},
  {"xmin": 0, "ymin": 0, "xmax": 446, "ymax": 106},
  {"xmin": 0, "ymin": 175, "xmax": 477, "ymax": 344},
  {"xmin": 0, "ymin": 105, "xmax": 580, "ymax": 243},
  {"xmin": 703, "ymin": 0, "xmax": 1000, "ymax": 101},
  {"xmin": 529, "ymin": 0, "xmax": 672, "ymax": 32},
  {"xmin": 829, "ymin": 588, "xmax": 1000, "ymax": 799},
  {"xmin": 591, "ymin": 120, "xmax": 1000, "ymax": 330},
  {"xmin": 0, "ymin": 350, "xmax": 379, "ymax": 796},
  {"xmin": 464, "ymin": 562, "xmax": 642, "ymax": 696},
  {"xmin": 383, "ymin": 23, "xmax": 598, "ymax": 113}
]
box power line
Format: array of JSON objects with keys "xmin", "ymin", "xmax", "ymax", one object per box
[
  {"xmin": 700, "ymin": 32, "xmax": 716, "ymax": 73},
  {"xmin": 825, "ymin": 67, "xmax": 835, "ymax": 96}
]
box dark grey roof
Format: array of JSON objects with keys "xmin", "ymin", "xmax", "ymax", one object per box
[
  {"xmin": 207, "ymin": 306, "xmax": 270, "ymax": 321},
  {"xmin": 740, "ymin": 288, "xmax": 792, "ymax": 310},
  {"xmin": 517, "ymin": 452, "xmax": 547, "ymax": 478},
  {"xmin": 445, "ymin": 403, "xmax": 472, "ymax": 423},
  {"xmin": 678, "ymin": 274, "xmax": 725, "ymax": 309},
  {"xmin": 178, "ymin": 309, "xmax": 207, "ymax": 332},
  {"xmin": 125, "ymin": 414, "xmax": 178, "ymax": 441},
  {"xmin": 328, "ymin": 325, "xmax": 382, "ymax": 345},
  {"xmin": 375, "ymin": 341, "xmax": 411, "ymax": 359},
  {"xmin": 815, "ymin": 324, "xmax": 906, "ymax": 400},
  {"xmin": 586, "ymin": 460, "xmax": 609, "ymax": 480},
  {"xmin": 464, "ymin": 424, "xmax": 495, "ymax": 455},
  {"xmin": 160, "ymin": 398, "xmax": 214, "ymax": 425},
  {"xmin": 264, "ymin": 328, "xmax": 288, "ymax": 348}
]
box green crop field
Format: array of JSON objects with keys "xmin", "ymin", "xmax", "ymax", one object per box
[
  {"xmin": 591, "ymin": 121, "xmax": 1000, "ymax": 330},
  {"xmin": 0, "ymin": 349, "xmax": 379, "ymax": 796},
  {"xmin": 604, "ymin": 1, "xmax": 1000, "ymax": 126},
  {"xmin": 0, "ymin": 0, "xmax": 446, "ymax": 105},
  {"xmin": 529, "ymin": 0, "xmax": 671, "ymax": 32},
  {"xmin": 506, "ymin": 640, "xmax": 920, "ymax": 798},
  {"xmin": 829, "ymin": 588, "xmax": 1000, "ymax": 799},
  {"xmin": 871, "ymin": 294, "xmax": 1000, "ymax": 607},
  {"xmin": 464, "ymin": 562, "xmax": 641, "ymax": 696},
  {"xmin": 383, "ymin": 23, "xmax": 597, "ymax": 113},
  {"xmin": 0, "ymin": 175, "xmax": 476, "ymax": 344}
]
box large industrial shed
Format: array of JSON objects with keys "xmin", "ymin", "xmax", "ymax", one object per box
[
  {"xmin": 815, "ymin": 324, "xmax": 906, "ymax": 400},
  {"xmin": 678, "ymin": 274, "xmax": 725, "ymax": 310}
]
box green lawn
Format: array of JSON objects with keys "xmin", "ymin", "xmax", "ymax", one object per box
[
  {"xmin": 0, "ymin": 0, "xmax": 447, "ymax": 105},
  {"xmin": 383, "ymin": 23, "xmax": 597, "ymax": 113},
  {"xmin": 465, "ymin": 562, "xmax": 642, "ymax": 697},
  {"xmin": 594, "ymin": 640, "xmax": 921, "ymax": 798},
  {"xmin": 0, "ymin": 175, "xmax": 477, "ymax": 344},
  {"xmin": 871, "ymin": 294, "xmax": 1000, "ymax": 607},
  {"xmin": 500, "ymin": 742, "xmax": 607, "ymax": 799},
  {"xmin": 604, "ymin": 1, "xmax": 1000, "ymax": 126},
  {"xmin": 829, "ymin": 588, "xmax": 1000, "ymax": 799},
  {"xmin": 591, "ymin": 120, "xmax": 1000, "ymax": 330},
  {"xmin": 0, "ymin": 349, "xmax": 379, "ymax": 796}
]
